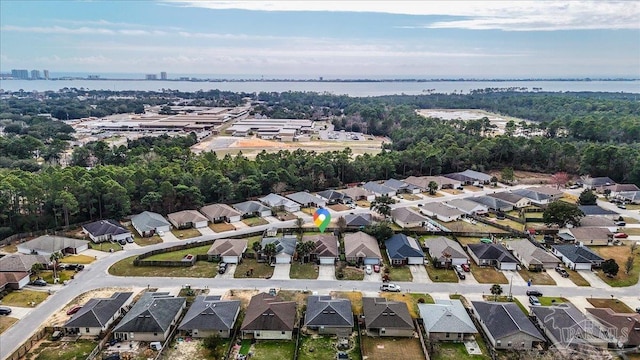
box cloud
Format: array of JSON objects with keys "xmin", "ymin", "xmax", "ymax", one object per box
[
  {"xmin": 0, "ymin": 25, "xmax": 170, "ymax": 36},
  {"xmin": 163, "ymin": 0, "xmax": 640, "ymax": 31}
]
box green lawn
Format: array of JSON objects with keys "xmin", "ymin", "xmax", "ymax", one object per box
[
  {"xmin": 567, "ymin": 270, "xmax": 591, "ymax": 286},
  {"xmin": 90, "ymin": 241, "xmax": 122, "ymax": 252},
  {"xmin": 59, "ymin": 255, "xmax": 95, "ymax": 264},
  {"xmin": 538, "ymin": 296, "xmax": 568, "ymax": 306},
  {"xmin": 145, "ymin": 244, "xmax": 211, "ymax": 261},
  {"xmin": 134, "ymin": 235, "xmax": 163, "ymax": 246},
  {"xmin": 251, "ymin": 340, "xmax": 295, "ymax": 360},
  {"xmin": 426, "ymin": 266, "xmax": 459, "ymax": 282},
  {"xmin": 171, "ymin": 228, "xmax": 202, "ymax": 239},
  {"xmin": 242, "ymin": 217, "xmax": 269, "ymax": 227},
  {"xmin": 109, "ymin": 256, "xmax": 217, "ymax": 277},
  {"xmin": 234, "ymin": 258, "xmax": 274, "ymax": 278},
  {"xmin": 470, "ymin": 263, "xmax": 508, "ymax": 284},
  {"xmin": 592, "ymin": 243, "xmax": 640, "ymax": 287},
  {"xmin": 431, "ymin": 342, "xmax": 490, "ymax": 360},
  {"xmin": 243, "ymin": 235, "xmax": 264, "ymax": 255},
  {"xmin": 586, "ymin": 298, "xmax": 634, "ymax": 313},
  {"xmin": 40, "ymin": 270, "xmax": 76, "ymax": 283},
  {"xmin": 239, "ymin": 339, "xmax": 252, "ymax": 355},
  {"xmin": 2, "ymin": 290, "xmax": 49, "ymax": 307},
  {"xmin": 382, "ymin": 255, "xmax": 412, "ymax": 282},
  {"xmin": 290, "ymin": 262, "xmax": 319, "ymax": 279},
  {"xmin": 30, "ymin": 339, "xmax": 96, "ymax": 360},
  {"xmin": 298, "ymin": 336, "xmax": 335, "ymax": 360}
]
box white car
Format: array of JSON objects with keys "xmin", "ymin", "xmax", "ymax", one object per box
[
  {"xmin": 365, "ymin": 265, "xmax": 373, "ymax": 275},
  {"xmin": 380, "ymin": 283, "xmax": 401, "ymax": 292}
]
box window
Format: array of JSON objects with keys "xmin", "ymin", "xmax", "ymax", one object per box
[
  {"xmin": 281, "ymin": 331, "xmax": 285, "ymax": 335},
  {"xmin": 85, "ymin": 328, "xmax": 89, "ymax": 333},
  {"xmin": 507, "ymin": 342, "xmax": 512, "ymax": 347},
  {"xmin": 154, "ymin": 332, "xmax": 158, "ymax": 336},
  {"xmin": 445, "ymin": 333, "xmax": 450, "ymax": 338}
]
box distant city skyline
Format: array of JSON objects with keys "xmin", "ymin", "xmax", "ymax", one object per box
[{"xmin": 1, "ymin": 1, "xmax": 639, "ymax": 78}]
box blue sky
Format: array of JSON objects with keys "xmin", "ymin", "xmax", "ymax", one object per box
[{"xmin": 1, "ymin": 1, "xmax": 638, "ymax": 78}]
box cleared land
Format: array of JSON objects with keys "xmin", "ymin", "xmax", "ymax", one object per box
[
  {"xmin": 109, "ymin": 256, "xmax": 216, "ymax": 277},
  {"xmin": 27, "ymin": 339, "xmax": 96, "ymax": 360},
  {"xmin": 59, "ymin": 255, "xmax": 95, "ymax": 264},
  {"xmin": 592, "ymin": 243, "xmax": 640, "ymax": 287},
  {"xmin": 362, "ymin": 337, "xmax": 424, "ymax": 360},
  {"xmin": 517, "ymin": 269, "xmax": 556, "ymax": 286},
  {"xmin": 209, "ymin": 222, "xmax": 236, "ymax": 232},
  {"xmin": 0, "ymin": 316, "xmax": 18, "ymax": 334}
]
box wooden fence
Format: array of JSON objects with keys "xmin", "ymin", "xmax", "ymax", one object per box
[{"xmin": 5, "ymin": 327, "xmax": 51, "ymax": 360}]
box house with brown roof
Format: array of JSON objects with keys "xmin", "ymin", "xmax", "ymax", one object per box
[
  {"xmin": 344, "ymin": 231, "xmax": 382, "ymax": 265},
  {"xmin": 404, "ymin": 175, "xmax": 461, "ymax": 190},
  {"xmin": 304, "ymin": 233, "xmax": 339, "ymax": 265},
  {"xmin": 0, "ymin": 272, "xmax": 30, "ymax": 290},
  {"xmin": 363, "ymin": 297, "xmax": 415, "ymax": 337},
  {"xmin": 241, "ymin": 293, "xmax": 296, "ymax": 340},
  {"xmin": 420, "ymin": 202, "xmax": 464, "ymax": 222},
  {"xmin": 0, "ymin": 254, "xmax": 49, "ymax": 273},
  {"xmin": 167, "ymin": 210, "xmax": 209, "ymax": 229},
  {"xmin": 599, "ymin": 183, "xmax": 640, "ymax": 195},
  {"xmin": 425, "ymin": 236, "xmax": 469, "ymax": 268},
  {"xmin": 586, "ymin": 308, "xmax": 640, "ymax": 349},
  {"xmin": 487, "ymin": 192, "xmax": 531, "ymax": 208},
  {"xmin": 506, "ymin": 239, "xmax": 560, "ymax": 271},
  {"xmin": 339, "ymin": 187, "xmax": 375, "ymax": 201},
  {"xmin": 200, "ymin": 204, "xmax": 242, "ymax": 223},
  {"xmin": 558, "ymin": 227, "xmax": 612, "ymax": 246},
  {"xmin": 390, "ymin": 207, "xmax": 428, "ymax": 228},
  {"xmin": 207, "ymin": 238, "xmax": 248, "ymax": 264}
]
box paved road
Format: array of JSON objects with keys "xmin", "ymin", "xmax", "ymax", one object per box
[{"xmin": 2, "ymin": 185, "xmax": 639, "ymax": 360}]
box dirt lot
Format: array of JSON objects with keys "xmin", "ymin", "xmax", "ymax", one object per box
[
  {"xmin": 488, "ymin": 170, "xmax": 558, "ymax": 185},
  {"xmin": 231, "ymin": 138, "xmax": 292, "ymax": 148},
  {"xmin": 361, "ymin": 337, "xmax": 424, "ymax": 360},
  {"xmin": 328, "ymin": 204, "xmax": 350, "ymax": 211}
]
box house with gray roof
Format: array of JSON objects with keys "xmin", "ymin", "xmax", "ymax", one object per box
[
  {"xmin": 233, "ymin": 201, "xmax": 272, "ymax": 218},
  {"xmin": 468, "ymin": 243, "xmax": 519, "ymax": 270},
  {"xmin": 344, "ymin": 232, "xmax": 382, "ymax": 265},
  {"xmin": 167, "ymin": 210, "xmax": 208, "ymax": 229},
  {"xmin": 512, "ymin": 188, "xmax": 553, "ymax": 205},
  {"xmin": 420, "ymin": 202, "xmax": 464, "ymax": 222},
  {"xmin": 445, "ymin": 169, "xmax": 492, "ymax": 185},
  {"xmin": 259, "ymin": 193, "xmax": 300, "ymax": 213},
  {"xmin": 207, "ymin": 238, "xmax": 248, "ymax": 263},
  {"xmin": 200, "ymin": 204, "xmax": 242, "ymax": 223},
  {"xmin": 530, "ymin": 304, "xmax": 610, "ymax": 350},
  {"xmin": 581, "ymin": 176, "xmax": 616, "ymax": 189},
  {"xmin": 443, "ymin": 198, "xmax": 488, "ymax": 215},
  {"xmin": 64, "ymin": 292, "xmax": 133, "ymax": 336},
  {"xmin": 82, "ymin": 219, "xmax": 131, "ymax": 243},
  {"xmin": 405, "ymin": 175, "xmax": 461, "ymax": 190},
  {"xmin": 578, "ymin": 205, "xmax": 618, "ymax": 217},
  {"xmin": 286, "ymin": 191, "xmax": 327, "ymax": 208},
  {"xmin": 579, "ymin": 216, "xmax": 616, "ymax": 227},
  {"xmin": 363, "ymin": 297, "xmax": 414, "ymax": 337},
  {"xmin": 424, "ymin": 236, "xmax": 468, "ymax": 268},
  {"xmin": 17, "ymin": 235, "xmax": 89, "ymax": 257},
  {"xmin": 362, "ymin": 181, "xmax": 396, "ymax": 197},
  {"xmin": 383, "ymin": 178, "xmax": 420, "ymax": 194},
  {"xmin": 178, "ymin": 295, "xmax": 241, "ymax": 338},
  {"xmin": 304, "ymin": 295, "xmax": 353, "ymax": 336},
  {"xmin": 241, "ymin": 293, "xmax": 296, "ymax": 340},
  {"xmin": 317, "ymin": 190, "xmax": 352, "ymax": 205},
  {"xmin": 0, "ymin": 254, "xmax": 49, "ymax": 273},
  {"xmin": 391, "ymin": 207, "xmax": 428, "ymax": 228},
  {"xmin": 339, "ymin": 187, "xmax": 375, "ymax": 201},
  {"xmin": 506, "ymin": 239, "xmax": 560, "ymax": 271},
  {"xmin": 385, "ymin": 233, "xmax": 424, "ymax": 266},
  {"xmin": 471, "ymin": 301, "xmax": 545, "ymax": 350},
  {"xmin": 261, "ymin": 235, "xmax": 297, "ymax": 264},
  {"xmin": 344, "ymin": 213, "xmax": 373, "ymax": 228},
  {"xmin": 487, "ymin": 192, "xmax": 530, "ymax": 208},
  {"xmin": 551, "ymin": 244, "xmax": 604, "ymax": 270},
  {"xmin": 113, "ymin": 292, "xmax": 186, "ymax": 342},
  {"xmin": 617, "ymin": 191, "xmax": 640, "ymax": 204},
  {"xmin": 419, "ymin": 299, "xmax": 476, "ymax": 342},
  {"xmin": 469, "ymin": 196, "xmax": 514, "ymax": 212},
  {"xmin": 131, "ymin": 211, "xmax": 171, "ymax": 237}
]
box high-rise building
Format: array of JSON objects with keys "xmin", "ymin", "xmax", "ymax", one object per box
[
  {"xmin": 43, "ymin": 70, "xmax": 50, "ymax": 80},
  {"xmin": 31, "ymin": 70, "xmax": 40, "ymax": 80},
  {"xmin": 11, "ymin": 69, "xmax": 29, "ymax": 79},
  {"xmin": 145, "ymin": 74, "xmax": 158, "ymax": 80},
  {"xmin": 160, "ymin": 72, "xmax": 167, "ymax": 80}
]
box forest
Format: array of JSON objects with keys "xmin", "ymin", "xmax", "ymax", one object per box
[{"xmin": 0, "ymin": 89, "xmax": 638, "ymax": 237}]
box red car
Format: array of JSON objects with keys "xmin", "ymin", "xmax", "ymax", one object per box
[
  {"xmin": 373, "ymin": 264, "xmax": 380, "ymax": 273},
  {"xmin": 461, "ymin": 264, "xmax": 470, "ymax": 272},
  {"xmin": 66, "ymin": 306, "xmax": 82, "ymax": 315},
  {"xmin": 614, "ymin": 233, "xmax": 628, "ymax": 238}
]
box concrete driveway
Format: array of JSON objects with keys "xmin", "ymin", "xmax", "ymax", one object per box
[
  {"xmin": 410, "ymin": 265, "xmax": 431, "ymax": 283},
  {"xmin": 547, "ymin": 269, "xmax": 576, "ymax": 287},
  {"xmin": 3, "ymin": 306, "xmax": 31, "ymax": 320},
  {"xmin": 216, "ymin": 264, "xmax": 236, "ymax": 279},
  {"xmin": 363, "ymin": 270, "xmax": 382, "ymax": 282},
  {"xmin": 462, "ymin": 271, "xmax": 479, "ymax": 284},
  {"xmin": 271, "ymin": 263, "xmax": 291, "ymax": 280},
  {"xmin": 578, "ymin": 270, "xmax": 609, "ymax": 289},
  {"xmin": 160, "ymin": 231, "xmax": 181, "ymax": 243},
  {"xmin": 317, "ymin": 265, "xmax": 336, "ymax": 280},
  {"xmin": 198, "ymin": 226, "xmax": 216, "ymax": 236},
  {"xmin": 501, "ymin": 270, "xmax": 527, "ymax": 287}
]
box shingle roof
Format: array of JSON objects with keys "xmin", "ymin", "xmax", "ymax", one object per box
[
  {"xmin": 383, "ymin": 179, "xmax": 419, "ymax": 192},
  {"xmin": 582, "ymin": 177, "xmax": 616, "ymax": 187},
  {"xmin": 586, "ymin": 308, "xmax": 640, "ymax": 347},
  {"xmin": 385, "ymin": 234, "xmax": 424, "ymax": 259},
  {"xmin": 233, "ymin": 201, "xmax": 271, "ymax": 214},
  {"xmin": 579, "ymin": 216, "xmax": 615, "ymax": 227},
  {"xmin": 343, "ymin": 232, "xmax": 382, "ymax": 259},
  {"xmin": 487, "ymin": 192, "xmax": 526, "ymax": 205},
  {"xmin": 65, "ymin": 292, "xmax": 133, "ymax": 328},
  {"xmin": 259, "ymin": 193, "xmax": 299, "ymax": 208},
  {"xmin": 113, "ymin": 292, "xmax": 185, "ymax": 333},
  {"xmin": 469, "ymin": 196, "xmax": 513, "ymax": 211},
  {"xmin": 131, "ymin": 211, "xmax": 171, "ymax": 233},
  {"xmin": 419, "ymin": 299, "xmax": 476, "ymax": 334},
  {"xmin": 404, "ymin": 176, "xmax": 460, "ymax": 189},
  {"xmin": 443, "ymin": 199, "xmax": 488, "ymax": 214},
  {"xmin": 241, "ymin": 293, "xmax": 296, "ymax": 331},
  {"xmin": 303, "ymin": 233, "xmax": 338, "ymax": 257},
  {"xmin": 261, "ymin": 236, "xmax": 297, "ymax": 256},
  {"xmin": 344, "ymin": 213, "xmax": 372, "ymax": 227},
  {"xmin": 0, "ymin": 254, "xmax": 49, "ymax": 272},
  {"xmin": 317, "ymin": 190, "xmax": 351, "ymax": 202},
  {"xmin": 425, "ymin": 237, "xmax": 468, "ymax": 262},
  {"xmin": 391, "ymin": 207, "xmax": 428, "ymax": 224},
  {"xmin": 603, "ymin": 184, "xmax": 639, "ymax": 193},
  {"xmin": 565, "ymin": 227, "xmax": 611, "ymax": 241},
  {"xmin": 207, "ymin": 238, "xmax": 248, "ymax": 257},
  {"xmin": 304, "ymin": 295, "xmax": 353, "ymax": 328},
  {"xmin": 529, "ymin": 186, "xmax": 564, "ymax": 197},
  {"xmin": 363, "ymin": 297, "xmax": 414, "ymax": 331},
  {"xmin": 530, "ymin": 304, "xmax": 610, "ymax": 346},
  {"xmin": 178, "ymin": 295, "xmax": 241, "ymax": 332},
  {"xmin": 0, "ymin": 272, "xmax": 29, "ymax": 286},
  {"xmin": 458, "ymin": 169, "xmax": 492, "ymax": 181},
  {"xmin": 552, "ymin": 245, "xmax": 604, "ymax": 264},
  {"xmin": 578, "ymin": 205, "xmax": 618, "ymax": 216},
  {"xmin": 83, "ymin": 219, "xmax": 130, "ymax": 237},
  {"xmin": 420, "ymin": 202, "xmax": 464, "ymax": 218},
  {"xmin": 617, "ymin": 191, "xmax": 640, "ymax": 202},
  {"xmin": 472, "ymin": 301, "xmax": 543, "ymax": 341},
  {"xmin": 339, "ymin": 187, "xmax": 374, "ymax": 199},
  {"xmin": 512, "ymin": 188, "xmax": 551, "ymax": 202},
  {"xmin": 507, "ymin": 239, "xmax": 559, "ymax": 266},
  {"xmin": 362, "ymin": 182, "xmax": 395, "ymax": 195},
  {"xmin": 167, "ymin": 210, "xmax": 208, "ymax": 225},
  {"xmin": 19, "ymin": 235, "xmax": 88, "ymax": 253},
  {"xmin": 286, "ymin": 191, "xmax": 326, "ymax": 206},
  {"xmin": 468, "ymin": 243, "xmax": 518, "ymax": 263},
  {"xmin": 199, "ymin": 204, "xmax": 241, "ymax": 220}
]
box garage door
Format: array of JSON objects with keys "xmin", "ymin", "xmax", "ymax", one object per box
[
  {"xmin": 319, "ymin": 257, "xmax": 335, "ymax": 265},
  {"xmin": 407, "ymin": 257, "xmax": 424, "ymax": 265},
  {"xmin": 275, "ymin": 255, "xmax": 291, "ymax": 264},
  {"xmin": 364, "ymin": 258, "xmax": 380, "ymax": 265},
  {"xmin": 222, "ymin": 256, "xmax": 238, "ymax": 264}
]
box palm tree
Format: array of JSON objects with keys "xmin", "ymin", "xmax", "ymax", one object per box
[
  {"xmin": 262, "ymin": 243, "xmax": 277, "ymax": 264},
  {"xmin": 490, "ymin": 284, "xmax": 503, "ymax": 301},
  {"xmin": 295, "ymin": 241, "xmax": 317, "ymax": 263},
  {"xmin": 50, "ymin": 252, "xmax": 63, "ymax": 282},
  {"xmin": 370, "ymin": 195, "xmax": 394, "ymax": 219},
  {"xmin": 295, "ymin": 218, "xmax": 305, "ymax": 238},
  {"xmin": 427, "ymin": 181, "xmax": 439, "ymax": 195},
  {"xmin": 252, "ymin": 241, "xmax": 262, "ymax": 255}
]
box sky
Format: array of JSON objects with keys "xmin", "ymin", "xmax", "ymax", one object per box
[{"xmin": 1, "ymin": 0, "xmax": 639, "ymax": 78}]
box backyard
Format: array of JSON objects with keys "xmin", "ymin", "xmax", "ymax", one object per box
[
  {"xmin": 431, "ymin": 340, "xmax": 490, "ymax": 360},
  {"xmin": 289, "ymin": 262, "xmax": 319, "ymax": 279},
  {"xmin": 586, "ymin": 298, "xmax": 634, "ymax": 313},
  {"xmin": 2, "ymin": 289, "xmax": 49, "ymax": 307},
  {"xmin": 592, "ymin": 243, "xmax": 640, "ymax": 287},
  {"xmin": 242, "ymin": 217, "xmax": 269, "ymax": 227},
  {"xmin": 248, "ymin": 341, "xmax": 296, "ymax": 360},
  {"xmin": 470, "ymin": 263, "xmax": 508, "ymax": 284},
  {"xmin": 109, "ymin": 256, "xmax": 217, "ymax": 277},
  {"xmin": 298, "ymin": 335, "xmax": 334, "ymax": 360},
  {"xmin": 517, "ymin": 269, "xmax": 556, "ymax": 286},
  {"xmin": 234, "ymin": 259, "xmax": 274, "ymax": 279},
  {"xmin": 361, "ymin": 337, "xmax": 424, "ymax": 360},
  {"xmin": 26, "ymin": 339, "xmax": 96, "ymax": 360},
  {"xmin": 171, "ymin": 228, "xmax": 202, "ymax": 239},
  {"xmin": 438, "ymin": 220, "xmax": 508, "ymax": 233}
]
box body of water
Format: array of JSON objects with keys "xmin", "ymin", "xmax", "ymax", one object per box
[{"xmin": 1, "ymin": 79, "xmax": 638, "ymax": 96}]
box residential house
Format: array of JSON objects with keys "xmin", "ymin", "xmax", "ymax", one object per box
[
  {"xmin": 131, "ymin": 211, "xmax": 171, "ymax": 237},
  {"xmin": 617, "ymin": 191, "xmax": 640, "ymax": 204},
  {"xmin": 468, "ymin": 196, "xmax": 514, "ymax": 212},
  {"xmin": 530, "ymin": 304, "xmax": 611, "ymax": 349},
  {"xmin": 425, "ymin": 236, "xmax": 469, "ymax": 268},
  {"xmin": 362, "ymin": 297, "xmax": 414, "ymax": 337},
  {"xmin": 551, "ymin": 244, "xmax": 604, "ymax": 270},
  {"xmin": 113, "ymin": 292, "xmax": 186, "ymax": 342},
  {"xmin": 317, "ymin": 190, "xmax": 352, "ymax": 205},
  {"xmin": 383, "ymin": 178, "xmax": 421, "ymax": 194},
  {"xmin": 512, "ymin": 187, "xmax": 563, "ymax": 205},
  {"xmin": 471, "ymin": 301, "xmax": 545, "ymax": 350},
  {"xmin": 286, "ymin": 191, "xmax": 327, "ymax": 208},
  {"xmin": 444, "ymin": 169, "xmax": 492, "ymax": 185},
  {"xmin": 419, "ymin": 202, "xmax": 464, "ymax": 222},
  {"xmin": 506, "ymin": 239, "xmax": 560, "ymax": 271},
  {"xmin": 17, "ymin": 235, "xmax": 89, "ymax": 256},
  {"xmin": 443, "ymin": 198, "xmax": 489, "ymax": 215},
  {"xmin": 304, "ymin": 295, "xmax": 354, "ymax": 336},
  {"xmin": 64, "ymin": 292, "xmax": 133, "ymax": 336},
  {"xmin": 241, "ymin": 293, "xmax": 296, "ymax": 340},
  {"xmin": 259, "ymin": 193, "xmax": 301, "ymax": 213},
  {"xmin": 385, "ymin": 234, "xmax": 424, "ymax": 265},
  {"xmin": 586, "ymin": 308, "xmax": 640, "ymax": 349},
  {"xmin": 418, "ymin": 299, "xmax": 476, "ymax": 342},
  {"xmin": 178, "ymin": 295, "xmax": 241, "ymax": 338},
  {"xmin": 344, "ymin": 232, "xmax": 382, "ymax": 265},
  {"xmin": 558, "ymin": 227, "xmax": 612, "ymax": 246},
  {"xmin": 598, "ymin": 183, "xmax": 639, "ymax": 195},
  {"xmin": 304, "ymin": 233, "xmax": 339, "ymax": 265},
  {"xmin": 233, "ymin": 201, "xmax": 272, "ymax": 218},
  {"xmin": 200, "ymin": 204, "xmax": 242, "ymax": 223},
  {"xmin": 362, "ymin": 182, "xmax": 396, "ymax": 197},
  {"xmin": 390, "ymin": 207, "xmax": 428, "ymax": 228},
  {"xmin": 167, "ymin": 210, "xmax": 209, "ymax": 229},
  {"xmin": 339, "ymin": 187, "xmax": 375, "ymax": 202},
  {"xmin": 487, "ymin": 192, "xmax": 531, "ymax": 208},
  {"xmin": 0, "ymin": 254, "xmax": 49, "ymax": 273},
  {"xmin": 0, "ymin": 272, "xmax": 30, "ymax": 290},
  {"xmin": 578, "ymin": 205, "xmax": 619, "ymax": 217},
  {"xmin": 467, "ymin": 243, "xmax": 519, "ymax": 270},
  {"xmin": 207, "ymin": 238, "xmax": 248, "ymax": 263},
  {"xmin": 404, "ymin": 175, "xmax": 461, "ymax": 191},
  {"xmin": 579, "ymin": 216, "xmax": 616, "ymax": 227},
  {"xmin": 82, "ymin": 220, "xmax": 131, "ymax": 243},
  {"xmin": 582, "ymin": 176, "xmax": 616, "ymax": 190},
  {"xmin": 261, "ymin": 235, "xmax": 297, "ymax": 264},
  {"xmin": 343, "ymin": 213, "xmax": 373, "ymax": 228}
]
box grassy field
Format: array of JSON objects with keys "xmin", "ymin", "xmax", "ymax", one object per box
[
  {"xmin": 209, "ymin": 222, "xmax": 235, "ymax": 232},
  {"xmin": 29, "ymin": 339, "xmax": 99, "ymax": 360},
  {"xmin": 242, "ymin": 217, "xmax": 269, "ymax": 227},
  {"xmin": 145, "ymin": 244, "xmax": 211, "ymax": 261},
  {"xmin": 486, "ymin": 214, "xmax": 525, "ymax": 231},
  {"xmin": 538, "ymin": 296, "xmax": 568, "ymax": 306},
  {"xmin": 624, "ymin": 228, "xmax": 640, "ymax": 235},
  {"xmin": 109, "ymin": 256, "xmax": 216, "ymax": 277},
  {"xmin": 333, "ymin": 291, "xmax": 363, "ymax": 314},
  {"xmin": 362, "ymin": 337, "xmax": 424, "ymax": 360},
  {"xmin": 2, "ymin": 289, "xmax": 49, "ymax": 307},
  {"xmin": 339, "ymin": 266, "xmax": 364, "ymax": 280},
  {"xmin": 431, "ymin": 341, "xmax": 490, "ymax": 360},
  {"xmin": 289, "ymin": 262, "xmax": 319, "ymax": 279},
  {"xmin": 0, "ymin": 316, "xmax": 18, "ymax": 334},
  {"xmin": 90, "ymin": 241, "xmax": 122, "ymax": 252},
  {"xmin": 401, "ymin": 194, "xmax": 422, "ymax": 201},
  {"xmin": 250, "ymin": 340, "xmax": 295, "ymax": 360},
  {"xmin": 517, "ymin": 269, "xmax": 556, "ymax": 286},
  {"xmin": 426, "ymin": 265, "xmax": 459, "ymax": 282},
  {"xmin": 567, "ymin": 270, "xmax": 591, "ymax": 286},
  {"xmin": 234, "ymin": 259, "xmax": 274, "ymax": 279},
  {"xmin": 592, "ymin": 243, "xmax": 640, "ymax": 287},
  {"xmin": 298, "ymin": 336, "xmax": 335, "ymax": 360},
  {"xmin": 380, "ymin": 292, "xmax": 434, "ymax": 318},
  {"xmin": 0, "ymin": 243, "xmax": 18, "ymax": 253},
  {"xmin": 243, "ymin": 235, "xmax": 264, "ymax": 256},
  {"xmin": 59, "ymin": 255, "xmax": 95, "ymax": 264},
  {"xmin": 171, "ymin": 228, "xmax": 202, "ymax": 239},
  {"xmin": 134, "ymin": 235, "xmax": 163, "ymax": 246},
  {"xmin": 586, "ymin": 298, "xmax": 634, "ymax": 313},
  {"xmin": 382, "ymin": 255, "xmax": 412, "ymax": 282},
  {"xmin": 470, "ymin": 263, "xmax": 508, "ymax": 284},
  {"xmin": 457, "ymin": 236, "xmax": 483, "ymax": 246}
]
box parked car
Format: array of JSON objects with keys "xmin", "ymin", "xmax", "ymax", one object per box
[
  {"xmin": 66, "ymin": 306, "xmax": 82, "ymax": 315},
  {"xmin": 66, "ymin": 264, "xmax": 84, "ymax": 271},
  {"xmin": 555, "ymin": 267, "xmax": 570, "ymax": 278},
  {"xmin": 0, "ymin": 307, "xmax": 12, "ymax": 315},
  {"xmin": 380, "ymin": 283, "xmax": 401, "ymax": 292},
  {"xmin": 454, "ymin": 265, "xmax": 466, "ymax": 279},
  {"xmin": 218, "ymin": 262, "xmax": 228, "ymax": 274},
  {"xmin": 31, "ymin": 279, "xmax": 47, "ymax": 286},
  {"xmin": 108, "ymin": 338, "xmax": 120, "ymax": 346},
  {"xmin": 526, "ymin": 290, "xmax": 543, "ymax": 297},
  {"xmin": 636, "ymin": 307, "xmax": 640, "ymax": 314},
  {"xmin": 618, "ymin": 203, "xmax": 627, "ymax": 209},
  {"xmin": 615, "ymin": 221, "xmax": 626, "ymax": 227},
  {"xmin": 461, "ymin": 264, "xmax": 470, "ymax": 272},
  {"xmin": 126, "ymin": 237, "xmax": 134, "ymax": 244},
  {"xmin": 614, "ymin": 233, "xmax": 628, "ymax": 238},
  {"xmin": 373, "ymin": 264, "xmax": 380, "ymax": 273},
  {"xmin": 569, "ymin": 184, "xmax": 580, "ymax": 189},
  {"xmin": 529, "ymin": 296, "xmax": 541, "ymax": 306},
  {"xmin": 118, "ymin": 239, "xmax": 127, "ymax": 245},
  {"xmin": 365, "ymin": 265, "xmax": 373, "ymax": 275},
  {"xmin": 51, "ymin": 330, "xmax": 63, "ymax": 340}
]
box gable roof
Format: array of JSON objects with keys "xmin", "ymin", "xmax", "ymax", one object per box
[
  {"xmin": 425, "ymin": 237, "xmax": 468, "ymax": 261},
  {"xmin": 603, "ymin": 183, "xmax": 639, "ymax": 193},
  {"xmin": 385, "ymin": 234, "xmax": 424, "ymax": 259},
  {"xmin": 531, "ymin": 304, "xmax": 611, "ymax": 346},
  {"xmin": 317, "ymin": 190, "xmax": 351, "ymax": 202},
  {"xmin": 552, "ymin": 245, "xmax": 604, "ymax": 264},
  {"xmin": 468, "ymin": 243, "xmax": 518, "ymax": 263},
  {"xmin": 65, "ymin": 292, "xmax": 133, "ymax": 328},
  {"xmin": 303, "ymin": 233, "xmax": 338, "ymax": 257},
  {"xmin": 472, "ymin": 301, "xmax": 544, "ymax": 341},
  {"xmin": 304, "ymin": 295, "xmax": 353, "ymax": 328},
  {"xmin": 363, "ymin": 297, "xmax": 414, "ymax": 330},
  {"xmin": 617, "ymin": 191, "xmax": 640, "ymax": 202},
  {"xmin": 344, "ymin": 213, "xmax": 373, "ymax": 227},
  {"xmin": 469, "ymin": 196, "xmax": 513, "ymax": 210},
  {"xmin": 207, "ymin": 238, "xmax": 248, "ymax": 257},
  {"xmin": 241, "ymin": 293, "xmax": 296, "ymax": 332},
  {"xmin": 167, "ymin": 210, "xmax": 208, "ymax": 224},
  {"xmin": 582, "ymin": 177, "xmax": 616, "ymax": 187},
  {"xmin": 339, "ymin": 187, "xmax": 375, "ymax": 199},
  {"xmin": 578, "ymin": 205, "xmax": 618, "ymax": 216},
  {"xmin": 131, "ymin": 211, "xmax": 171, "ymax": 233},
  {"xmin": 564, "ymin": 227, "xmax": 611, "ymax": 241},
  {"xmin": 507, "ymin": 239, "xmax": 559, "ymax": 265},
  {"xmin": 19, "ymin": 235, "xmax": 88, "ymax": 253},
  {"xmin": 0, "ymin": 272, "xmax": 29, "ymax": 286},
  {"xmin": 445, "ymin": 170, "xmax": 491, "ymax": 183},
  {"xmin": 420, "ymin": 202, "xmax": 465, "ymax": 218},
  {"xmin": 419, "ymin": 299, "xmax": 476, "ymax": 334},
  {"xmin": 487, "ymin": 192, "xmax": 526, "ymax": 205},
  {"xmin": 261, "ymin": 236, "xmax": 297, "ymax": 256},
  {"xmin": 362, "ymin": 181, "xmax": 395, "ymax": 195},
  {"xmin": 233, "ymin": 200, "xmax": 271, "ymax": 214},
  {"xmin": 443, "ymin": 198, "xmax": 488, "ymax": 214},
  {"xmin": 586, "ymin": 308, "xmax": 640, "ymax": 347},
  {"xmin": 383, "ymin": 178, "xmax": 419, "ymax": 192},
  {"xmin": 0, "ymin": 254, "xmax": 49, "ymax": 272},
  {"xmin": 579, "ymin": 216, "xmax": 616, "ymax": 227},
  {"xmin": 512, "ymin": 188, "xmax": 551, "ymax": 202},
  {"xmin": 529, "ymin": 186, "xmax": 564, "ymax": 197},
  {"xmin": 344, "ymin": 231, "xmax": 382, "ymax": 259},
  {"xmin": 113, "ymin": 292, "xmax": 185, "ymax": 334},
  {"xmin": 404, "ymin": 175, "xmax": 461, "ymax": 189},
  {"xmin": 259, "ymin": 193, "xmax": 299, "ymax": 208},
  {"xmin": 391, "ymin": 207, "xmax": 428, "ymax": 224},
  {"xmin": 178, "ymin": 295, "xmax": 241, "ymax": 332},
  {"xmin": 83, "ymin": 219, "xmax": 129, "ymax": 237},
  {"xmin": 286, "ymin": 191, "xmax": 326, "ymax": 206},
  {"xmin": 199, "ymin": 204, "xmax": 242, "ymax": 220}
]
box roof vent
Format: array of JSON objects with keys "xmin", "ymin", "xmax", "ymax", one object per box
[{"xmin": 382, "ymin": 312, "xmax": 388, "ymax": 316}]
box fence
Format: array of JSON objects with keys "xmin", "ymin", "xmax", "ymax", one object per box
[
  {"xmin": 5, "ymin": 327, "xmax": 51, "ymax": 360},
  {"xmin": 414, "ymin": 319, "xmax": 431, "ymax": 360}
]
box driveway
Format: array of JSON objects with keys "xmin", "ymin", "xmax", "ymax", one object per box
[
  {"xmin": 500, "ymin": 270, "xmax": 528, "ymax": 287},
  {"xmin": 578, "ymin": 270, "xmax": 609, "ymax": 289},
  {"xmin": 216, "ymin": 264, "xmax": 236, "ymax": 279},
  {"xmin": 547, "ymin": 269, "xmax": 577, "ymax": 287},
  {"xmin": 197, "ymin": 226, "xmax": 216, "ymax": 236},
  {"xmin": 3, "ymin": 306, "xmax": 31, "ymax": 320},
  {"xmin": 363, "ymin": 271, "xmax": 382, "ymax": 282},
  {"xmin": 271, "ymin": 263, "xmax": 291, "ymax": 280},
  {"xmin": 317, "ymin": 265, "xmax": 335, "ymax": 280},
  {"xmin": 410, "ymin": 265, "xmax": 431, "ymax": 283},
  {"xmin": 462, "ymin": 271, "xmax": 479, "ymax": 285},
  {"xmin": 160, "ymin": 231, "xmax": 181, "ymax": 243}
]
